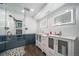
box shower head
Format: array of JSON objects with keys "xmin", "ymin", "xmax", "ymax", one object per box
[
  {"xmin": 24, "ymin": 8, "xmax": 30, "ymax": 12},
  {"xmin": 9, "ymin": 15, "xmax": 13, "ymax": 17},
  {"xmin": 9, "ymin": 15, "xmax": 16, "ymax": 21}
]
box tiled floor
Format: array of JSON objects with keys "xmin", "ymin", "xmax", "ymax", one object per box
[
  {"xmin": 0, "ymin": 44, "xmax": 46, "ymax": 56},
  {"xmin": 0, "ymin": 46, "xmax": 25, "ymax": 56}
]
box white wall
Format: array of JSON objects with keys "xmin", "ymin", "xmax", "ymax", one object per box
[
  {"xmin": 23, "ymin": 15, "xmax": 37, "ymax": 34},
  {"xmin": 39, "ymin": 3, "xmax": 79, "ymax": 39},
  {"xmin": 5, "ymin": 9, "xmax": 24, "ymax": 35}
]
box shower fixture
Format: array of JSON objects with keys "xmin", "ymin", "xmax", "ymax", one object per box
[
  {"xmin": 24, "ymin": 8, "xmax": 30, "ymax": 12},
  {"xmin": 9, "ymin": 15, "xmax": 16, "ymax": 21},
  {"xmin": 24, "ymin": 8, "xmax": 34, "ymax": 12}
]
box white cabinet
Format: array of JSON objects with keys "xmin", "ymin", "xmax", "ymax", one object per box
[
  {"xmin": 35, "ymin": 34, "xmax": 42, "ymax": 50},
  {"xmin": 47, "ymin": 36, "xmax": 78, "ymax": 56},
  {"xmin": 41, "ymin": 36, "xmax": 48, "ymax": 53},
  {"xmin": 55, "ymin": 38, "xmax": 71, "ymax": 56},
  {"xmin": 36, "ymin": 34, "xmax": 79, "ymax": 56}
]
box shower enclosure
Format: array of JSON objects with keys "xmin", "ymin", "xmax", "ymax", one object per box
[{"xmin": 0, "ymin": 3, "xmax": 25, "ymax": 53}]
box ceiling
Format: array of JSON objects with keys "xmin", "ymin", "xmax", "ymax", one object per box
[
  {"xmin": 0, "ymin": 3, "xmax": 65, "ymax": 20},
  {"xmin": 35, "ymin": 3, "xmax": 65, "ymax": 20},
  {"xmin": 5, "ymin": 3, "xmax": 47, "ymax": 17}
]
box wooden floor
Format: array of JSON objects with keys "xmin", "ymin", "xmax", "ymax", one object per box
[{"xmin": 24, "ymin": 44, "xmax": 46, "ymax": 56}]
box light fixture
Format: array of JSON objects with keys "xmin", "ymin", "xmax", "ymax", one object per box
[
  {"xmin": 21, "ymin": 9, "xmax": 24, "ymax": 13},
  {"xmin": 30, "ymin": 9, "xmax": 34, "ymax": 12},
  {"xmin": 22, "ymin": 8, "xmax": 34, "ymax": 13}
]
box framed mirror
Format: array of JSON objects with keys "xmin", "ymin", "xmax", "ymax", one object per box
[{"xmin": 53, "ymin": 9, "xmax": 75, "ymax": 26}]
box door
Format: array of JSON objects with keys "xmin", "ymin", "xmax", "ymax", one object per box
[
  {"xmin": 0, "ymin": 4, "xmax": 6, "ymax": 52},
  {"xmin": 0, "ymin": 4, "xmax": 16, "ymax": 52},
  {"xmin": 0, "ymin": 4, "xmax": 25, "ymax": 54}
]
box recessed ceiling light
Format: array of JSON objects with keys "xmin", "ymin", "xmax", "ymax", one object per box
[
  {"xmin": 21, "ymin": 10, "xmax": 24, "ymax": 13},
  {"xmin": 30, "ymin": 9, "xmax": 34, "ymax": 12}
]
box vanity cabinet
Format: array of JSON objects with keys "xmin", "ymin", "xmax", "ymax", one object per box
[
  {"xmin": 48, "ymin": 36, "xmax": 79, "ymax": 56},
  {"xmin": 35, "ymin": 34, "xmax": 42, "ymax": 50},
  {"xmin": 58, "ymin": 40, "xmax": 68, "ymax": 56},
  {"xmin": 41, "ymin": 35, "xmax": 48, "ymax": 53},
  {"xmin": 36, "ymin": 34, "xmax": 79, "ymax": 56},
  {"xmin": 48, "ymin": 38, "xmax": 54, "ymax": 50},
  {"xmin": 35, "ymin": 34, "xmax": 48, "ymax": 55},
  {"xmin": 53, "ymin": 37, "xmax": 72, "ymax": 56}
]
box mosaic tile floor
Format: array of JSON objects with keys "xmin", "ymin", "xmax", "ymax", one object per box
[
  {"xmin": 0, "ymin": 46, "xmax": 25, "ymax": 56},
  {"xmin": 0, "ymin": 44, "xmax": 46, "ymax": 56}
]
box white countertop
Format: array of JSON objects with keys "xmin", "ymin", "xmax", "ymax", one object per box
[
  {"xmin": 37, "ymin": 33, "xmax": 77, "ymax": 40},
  {"xmin": 49, "ymin": 35, "xmax": 76, "ymax": 40}
]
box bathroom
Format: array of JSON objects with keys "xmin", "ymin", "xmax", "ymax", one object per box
[{"xmin": 0, "ymin": 3, "xmax": 79, "ymax": 56}]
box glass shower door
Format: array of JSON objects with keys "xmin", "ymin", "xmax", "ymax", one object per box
[
  {"xmin": 0, "ymin": 4, "xmax": 7, "ymax": 52},
  {"xmin": 0, "ymin": 3, "xmax": 14, "ymax": 52},
  {"xmin": 0, "ymin": 4, "xmax": 25, "ymax": 55}
]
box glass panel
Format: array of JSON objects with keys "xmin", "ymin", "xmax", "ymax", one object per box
[
  {"xmin": 0, "ymin": 4, "xmax": 6, "ymax": 36},
  {"xmin": 0, "ymin": 4, "xmax": 6, "ymax": 53},
  {"xmin": 58, "ymin": 40, "xmax": 68, "ymax": 56},
  {"xmin": 0, "ymin": 3, "xmax": 24, "ymax": 55},
  {"xmin": 39, "ymin": 35, "xmax": 41, "ymax": 42},
  {"xmin": 48, "ymin": 38, "xmax": 54, "ymax": 49}
]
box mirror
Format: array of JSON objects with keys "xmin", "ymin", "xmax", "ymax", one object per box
[{"xmin": 53, "ymin": 9, "xmax": 74, "ymax": 26}]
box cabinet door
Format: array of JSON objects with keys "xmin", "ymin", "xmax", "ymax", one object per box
[
  {"xmin": 48, "ymin": 38, "xmax": 54, "ymax": 50},
  {"xmin": 47, "ymin": 37, "xmax": 56, "ymax": 56},
  {"xmin": 58, "ymin": 40, "xmax": 68, "ymax": 56}
]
